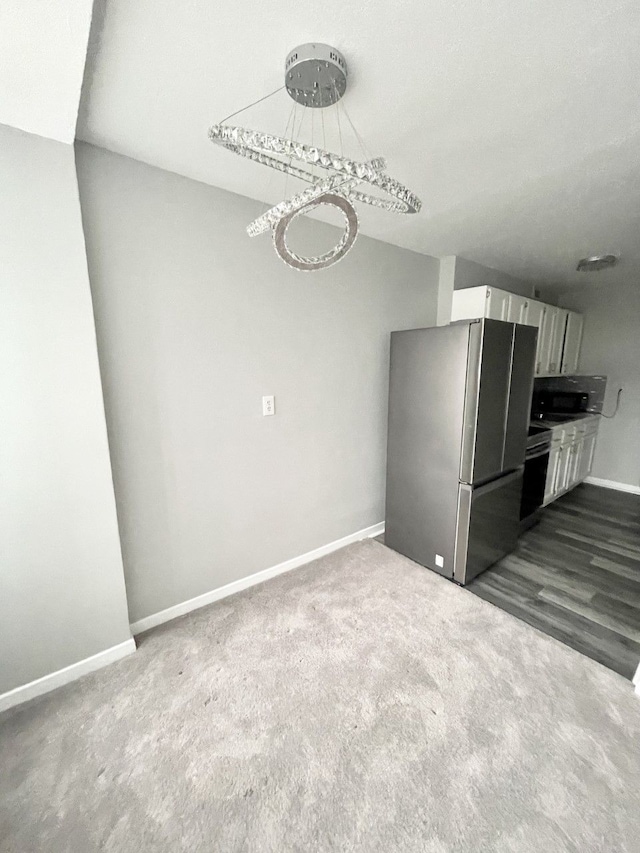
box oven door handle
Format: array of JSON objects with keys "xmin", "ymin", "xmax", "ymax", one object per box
[{"xmin": 526, "ymin": 445, "xmax": 551, "ymax": 461}]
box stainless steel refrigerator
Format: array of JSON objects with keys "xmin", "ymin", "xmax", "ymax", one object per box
[{"xmin": 385, "ymin": 318, "xmax": 537, "ymax": 585}]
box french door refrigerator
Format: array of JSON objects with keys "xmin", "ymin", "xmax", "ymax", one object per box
[{"xmin": 385, "ymin": 318, "xmax": 537, "ymax": 585}]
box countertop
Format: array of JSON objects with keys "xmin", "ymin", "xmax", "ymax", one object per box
[{"xmin": 530, "ymin": 413, "xmax": 600, "ymax": 430}]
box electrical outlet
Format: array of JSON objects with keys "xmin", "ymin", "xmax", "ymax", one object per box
[
  {"xmin": 435, "ymin": 554, "xmax": 444, "ymax": 568},
  {"xmin": 262, "ymin": 395, "xmax": 275, "ymax": 416}
]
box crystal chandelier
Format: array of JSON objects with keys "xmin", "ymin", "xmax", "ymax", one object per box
[{"xmin": 209, "ymin": 44, "xmax": 422, "ymax": 271}]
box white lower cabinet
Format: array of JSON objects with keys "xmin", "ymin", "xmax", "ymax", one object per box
[
  {"xmin": 556, "ymin": 443, "xmax": 572, "ymax": 493},
  {"xmin": 544, "ymin": 445, "xmax": 562, "ymax": 503},
  {"xmin": 578, "ymin": 432, "xmax": 597, "ymax": 482},
  {"xmin": 542, "ymin": 418, "xmax": 599, "ymax": 506},
  {"xmin": 567, "ymin": 439, "xmax": 582, "ymax": 488}
]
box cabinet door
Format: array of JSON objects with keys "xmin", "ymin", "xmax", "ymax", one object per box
[
  {"xmin": 506, "ymin": 293, "xmax": 529, "ymax": 324},
  {"xmin": 548, "ymin": 308, "xmax": 568, "ymax": 375},
  {"xmin": 537, "ymin": 306, "xmax": 556, "ymax": 375},
  {"xmin": 451, "ymin": 286, "xmax": 488, "ymax": 321},
  {"xmin": 485, "ymin": 287, "xmax": 510, "ymax": 321},
  {"xmin": 567, "ymin": 439, "xmax": 583, "ymax": 490},
  {"xmin": 555, "ymin": 444, "xmax": 571, "ymax": 495},
  {"xmin": 561, "ymin": 312, "xmax": 583, "ymax": 374},
  {"xmin": 526, "ymin": 301, "xmax": 546, "ymax": 374},
  {"xmin": 579, "ymin": 433, "xmax": 597, "ymax": 481},
  {"xmin": 544, "ymin": 446, "xmax": 561, "ymax": 502}
]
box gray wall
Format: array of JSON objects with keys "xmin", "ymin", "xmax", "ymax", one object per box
[
  {"xmin": 452, "ymin": 256, "xmax": 536, "ymax": 298},
  {"xmin": 436, "ymin": 255, "xmax": 537, "ymax": 325},
  {"xmin": 558, "ymin": 281, "xmax": 640, "ymax": 489},
  {"xmin": 0, "ymin": 126, "xmax": 131, "ymax": 694},
  {"xmin": 75, "ymin": 143, "xmax": 439, "ymax": 624}
]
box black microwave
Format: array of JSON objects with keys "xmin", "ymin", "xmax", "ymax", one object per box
[{"xmin": 533, "ymin": 390, "xmax": 589, "ymax": 417}]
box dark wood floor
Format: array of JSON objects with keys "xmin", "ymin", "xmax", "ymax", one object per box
[{"xmin": 468, "ymin": 483, "xmax": 640, "ymax": 680}]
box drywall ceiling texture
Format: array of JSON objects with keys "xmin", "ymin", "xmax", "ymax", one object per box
[
  {"xmin": 0, "ymin": 126, "xmax": 131, "ymax": 694},
  {"xmin": 558, "ymin": 281, "xmax": 640, "ymax": 490},
  {"xmin": 77, "ymin": 0, "xmax": 640, "ymax": 289},
  {"xmin": 75, "ymin": 142, "xmax": 439, "ymax": 624},
  {"xmin": 0, "ymin": 0, "xmax": 94, "ymax": 142}
]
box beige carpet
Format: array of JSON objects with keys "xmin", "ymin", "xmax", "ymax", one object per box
[{"xmin": 1, "ymin": 539, "xmax": 640, "ymax": 852}]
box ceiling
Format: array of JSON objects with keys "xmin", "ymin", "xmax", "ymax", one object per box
[
  {"xmin": 77, "ymin": 0, "xmax": 640, "ymax": 289},
  {"xmin": 0, "ymin": 0, "xmax": 94, "ymax": 143}
]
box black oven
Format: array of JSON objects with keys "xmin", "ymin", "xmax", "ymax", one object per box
[
  {"xmin": 520, "ymin": 427, "xmax": 552, "ymax": 530},
  {"xmin": 532, "ymin": 390, "xmax": 589, "ymax": 418}
]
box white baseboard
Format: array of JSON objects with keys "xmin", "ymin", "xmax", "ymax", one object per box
[
  {"xmin": 130, "ymin": 521, "xmax": 385, "ymax": 636},
  {"xmin": 0, "ymin": 638, "xmax": 136, "ymax": 714},
  {"xmin": 584, "ymin": 476, "xmax": 640, "ymax": 495}
]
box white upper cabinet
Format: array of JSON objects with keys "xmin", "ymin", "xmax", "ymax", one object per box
[
  {"xmin": 526, "ymin": 300, "xmax": 546, "ymax": 374},
  {"xmin": 450, "ymin": 286, "xmax": 582, "ymax": 377},
  {"xmin": 561, "ymin": 312, "xmax": 584, "ymax": 374},
  {"xmin": 547, "ymin": 308, "xmax": 568, "ymax": 375},
  {"xmin": 449, "ymin": 286, "xmax": 490, "ymax": 321},
  {"xmin": 506, "ymin": 293, "xmax": 529, "ymax": 324},
  {"xmin": 485, "ymin": 287, "xmax": 510, "ymax": 320},
  {"xmin": 536, "ymin": 305, "xmax": 557, "ymax": 375}
]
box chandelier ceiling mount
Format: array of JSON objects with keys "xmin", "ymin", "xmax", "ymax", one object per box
[{"xmin": 285, "ymin": 43, "xmax": 348, "ymax": 108}]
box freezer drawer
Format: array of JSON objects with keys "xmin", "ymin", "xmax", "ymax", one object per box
[{"xmin": 453, "ymin": 468, "xmax": 523, "ymax": 585}]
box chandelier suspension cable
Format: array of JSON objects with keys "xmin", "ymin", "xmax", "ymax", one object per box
[
  {"xmin": 261, "ymin": 98, "xmax": 297, "ymax": 216},
  {"xmin": 340, "ymin": 99, "xmax": 372, "ymax": 160},
  {"xmin": 333, "ymin": 81, "xmax": 344, "ymax": 158},
  {"xmin": 311, "ymin": 106, "xmax": 316, "ymax": 181},
  {"xmin": 282, "ymin": 101, "xmax": 298, "ymax": 201},
  {"xmin": 282, "ymin": 100, "xmax": 296, "ymax": 150},
  {"xmin": 283, "ymin": 103, "xmax": 306, "ymax": 200},
  {"xmin": 219, "ymin": 85, "xmax": 285, "ymax": 125},
  {"xmin": 312, "ymin": 109, "xmax": 321, "ymax": 180}
]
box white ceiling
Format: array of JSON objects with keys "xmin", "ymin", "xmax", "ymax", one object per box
[
  {"xmin": 0, "ymin": 0, "xmax": 93, "ymax": 143},
  {"xmin": 78, "ymin": 0, "xmax": 640, "ymax": 289}
]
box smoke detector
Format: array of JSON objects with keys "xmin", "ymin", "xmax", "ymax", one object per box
[{"xmin": 576, "ymin": 254, "xmax": 619, "ymax": 272}]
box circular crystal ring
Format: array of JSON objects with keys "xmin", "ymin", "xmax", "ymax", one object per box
[
  {"xmin": 248, "ymin": 173, "xmax": 364, "ymax": 236},
  {"xmin": 273, "ymin": 193, "xmax": 358, "ymax": 271},
  {"xmin": 209, "ymin": 124, "xmax": 385, "ymax": 181},
  {"xmin": 208, "ymin": 125, "xmax": 422, "ymax": 216}
]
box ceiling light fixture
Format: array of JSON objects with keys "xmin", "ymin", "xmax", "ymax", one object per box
[
  {"xmin": 208, "ymin": 43, "xmax": 422, "ymax": 271},
  {"xmin": 576, "ymin": 254, "xmax": 619, "ymax": 272}
]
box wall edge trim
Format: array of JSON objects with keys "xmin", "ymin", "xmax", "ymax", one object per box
[
  {"xmin": 0, "ymin": 638, "xmax": 136, "ymax": 714},
  {"xmin": 130, "ymin": 522, "xmax": 385, "ymax": 635},
  {"xmin": 584, "ymin": 477, "xmax": 640, "ymax": 495}
]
